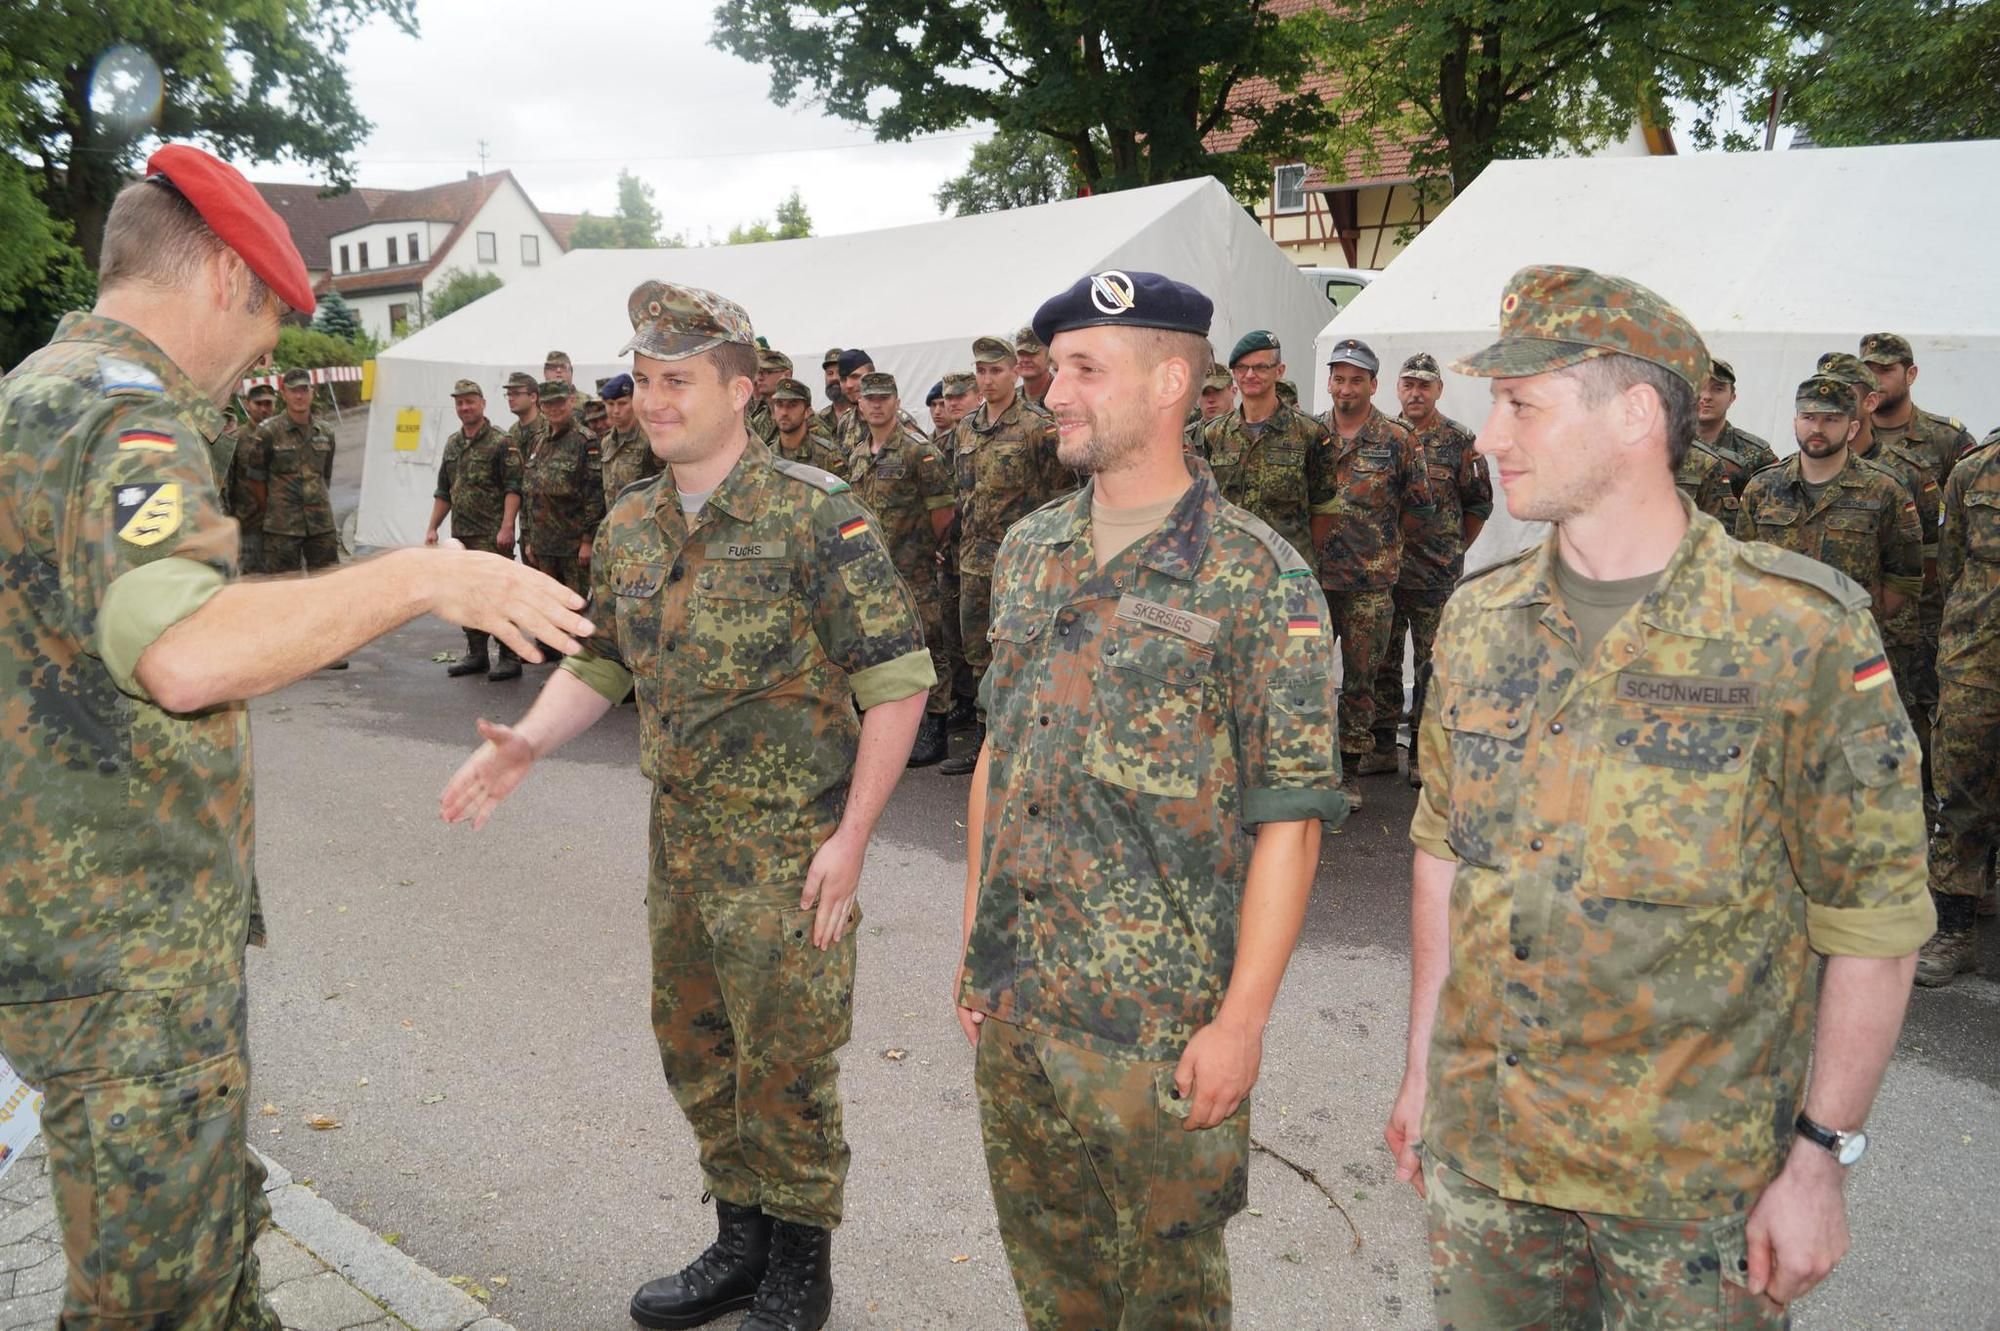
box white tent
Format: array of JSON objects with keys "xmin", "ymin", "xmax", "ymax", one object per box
[
  {"xmin": 356, "ymin": 177, "xmax": 1333, "ymax": 547},
  {"xmin": 1316, "ymin": 140, "xmax": 2000, "ymax": 570}
]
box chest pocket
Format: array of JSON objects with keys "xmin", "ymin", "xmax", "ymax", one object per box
[
  {"xmin": 1084, "ymin": 627, "xmax": 1212, "ymax": 799},
  {"xmin": 694, "ymin": 561, "xmax": 799, "ymax": 688},
  {"xmin": 1823, "ymin": 503, "xmax": 1879, "ymax": 534},
  {"xmin": 1583, "ymin": 704, "xmax": 1766, "ymax": 906},
  {"xmin": 609, "ymin": 560, "xmax": 667, "ymax": 678},
  {"xmin": 984, "ymin": 602, "xmax": 1050, "ymax": 745},
  {"xmin": 1440, "ymin": 687, "xmax": 1534, "ymax": 867},
  {"xmin": 1964, "ymin": 489, "xmax": 2000, "ymax": 561},
  {"xmin": 1753, "ymin": 502, "xmax": 1801, "ymax": 535}
]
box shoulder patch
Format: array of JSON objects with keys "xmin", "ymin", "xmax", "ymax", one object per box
[
  {"xmin": 117, "ymin": 428, "xmax": 178, "ymax": 454},
  {"xmin": 115, "ymin": 481, "xmax": 182, "ymax": 547},
  {"xmin": 1217, "ymin": 503, "xmax": 1313, "ymax": 574},
  {"xmin": 98, "ymin": 356, "xmax": 163, "ymax": 397},
  {"xmin": 769, "ymin": 455, "xmax": 849, "ymax": 494},
  {"xmin": 1733, "ymin": 538, "xmax": 1871, "ymax": 611}
]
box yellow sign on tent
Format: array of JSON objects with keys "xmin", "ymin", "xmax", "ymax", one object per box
[{"xmin": 393, "ymin": 408, "xmax": 423, "ymax": 453}]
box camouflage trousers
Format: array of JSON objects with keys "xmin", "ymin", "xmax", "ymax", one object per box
[
  {"xmin": 0, "ymin": 978, "xmax": 279, "ymax": 1331},
  {"xmin": 1425, "ymin": 1157, "xmax": 1786, "ymax": 1330},
  {"xmin": 527, "ymin": 548, "xmax": 590, "ymax": 599},
  {"xmin": 910, "ymin": 585, "xmax": 951, "ymax": 716},
  {"xmin": 1930, "ymin": 679, "xmax": 2000, "ymax": 899},
  {"xmin": 258, "ymin": 530, "xmax": 339, "ymax": 575},
  {"xmin": 648, "ymin": 809, "xmax": 856, "ymax": 1228},
  {"xmin": 1324, "ymin": 588, "xmax": 1396, "ymax": 761},
  {"xmin": 1885, "ymin": 636, "xmax": 1940, "ymax": 813},
  {"xmin": 959, "ymin": 571, "xmax": 994, "ymax": 714},
  {"xmin": 938, "ymin": 562, "xmax": 975, "ymax": 703},
  {"xmin": 974, "ymin": 1019, "xmax": 1247, "ymax": 1331},
  {"xmin": 1370, "ymin": 586, "xmax": 1452, "ymax": 754}
]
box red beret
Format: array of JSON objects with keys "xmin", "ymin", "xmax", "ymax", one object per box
[{"xmin": 144, "ymin": 144, "xmax": 316, "ymax": 316}]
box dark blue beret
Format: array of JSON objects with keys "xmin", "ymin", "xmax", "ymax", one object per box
[
  {"xmin": 925, "ymin": 379, "xmax": 944, "ymax": 404},
  {"xmin": 599, "ymin": 372, "xmax": 634, "ymax": 400},
  {"xmin": 1031, "ymin": 270, "xmax": 1213, "ymax": 346},
  {"xmin": 836, "ymin": 348, "xmax": 873, "ymax": 377}
]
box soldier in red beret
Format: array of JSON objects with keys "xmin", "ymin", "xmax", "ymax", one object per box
[{"xmin": 0, "ymin": 144, "xmax": 593, "ymax": 1329}]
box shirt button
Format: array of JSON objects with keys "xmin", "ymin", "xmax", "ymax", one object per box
[
  {"xmin": 664, "ymin": 640, "xmax": 676, "ymax": 652},
  {"xmin": 1504, "ymin": 717, "xmax": 1518, "ymax": 729},
  {"xmin": 97, "ymin": 758, "xmax": 119, "ymax": 775},
  {"xmin": 1039, "ymin": 715, "xmax": 1051, "ymax": 726},
  {"xmin": 1726, "ymin": 744, "xmax": 1742, "ymax": 760},
  {"xmin": 661, "ymin": 784, "xmax": 673, "ymax": 795},
  {"xmin": 1504, "ymin": 1053, "xmax": 1520, "ymax": 1067},
  {"xmin": 1058, "ymin": 624, "xmax": 1071, "ymax": 637},
  {"xmin": 1027, "ymin": 803, "xmax": 1041, "ymax": 816},
  {"xmin": 669, "ymin": 563, "xmax": 684, "ymax": 582},
  {"xmin": 1530, "ymin": 838, "xmax": 1544, "ymax": 852},
  {"xmin": 1616, "ymin": 734, "xmax": 1633, "ymax": 747},
  {"xmin": 1023, "ymin": 890, "xmax": 1037, "ymax": 903},
  {"xmin": 1548, "ymin": 722, "xmax": 1564, "ymax": 735},
  {"xmin": 1514, "ymin": 945, "xmax": 1530, "ymax": 961}
]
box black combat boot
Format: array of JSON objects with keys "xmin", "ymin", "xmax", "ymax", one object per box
[
  {"xmin": 629, "ymin": 1198, "xmax": 773, "ymax": 1329},
  {"xmin": 946, "ymin": 695, "xmax": 978, "ymax": 732},
  {"xmin": 739, "ymin": 1220, "xmax": 832, "ymax": 1331},
  {"xmin": 906, "ymin": 712, "xmax": 948, "ymax": 768},
  {"xmin": 486, "ymin": 643, "xmax": 522, "ymax": 682},
  {"xmin": 937, "ymin": 722, "xmax": 984, "ymax": 776},
  {"xmin": 447, "ymin": 631, "xmax": 489, "ymax": 678}
]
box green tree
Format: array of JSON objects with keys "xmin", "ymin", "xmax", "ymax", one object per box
[
  {"xmin": 726, "ymin": 189, "xmax": 814, "ymax": 244},
  {"xmin": 935, "ymin": 127, "xmax": 1086, "ymax": 216},
  {"xmin": 312, "ymin": 288, "xmax": 361, "ymax": 340},
  {"xmin": 426, "ymin": 268, "xmax": 503, "ymax": 322},
  {"xmin": 1306, "ymin": 1, "xmax": 1808, "ymax": 195},
  {"xmin": 1778, "ymin": 0, "xmax": 2000, "ymax": 146},
  {"xmin": 710, "ymin": 1, "xmax": 1337, "ymax": 196},
  {"xmin": 571, "ymin": 168, "xmax": 691, "ymax": 247}
]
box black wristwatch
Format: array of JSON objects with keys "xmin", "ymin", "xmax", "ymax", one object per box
[{"xmin": 1795, "ymin": 1112, "xmax": 1869, "ymax": 1166}]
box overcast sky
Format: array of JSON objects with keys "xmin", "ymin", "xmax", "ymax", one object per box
[{"xmin": 234, "ymin": 0, "xmax": 986, "ymax": 239}]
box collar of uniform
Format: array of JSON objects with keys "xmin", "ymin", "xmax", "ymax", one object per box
[
  {"xmin": 703, "ymin": 432, "xmax": 777, "ymax": 523},
  {"xmin": 972, "ymin": 398, "xmax": 1022, "ymax": 434},
  {"xmin": 1328, "ymin": 404, "xmax": 1393, "ymax": 451},
  {"xmin": 1489, "ymin": 501, "xmax": 1734, "ymax": 640},
  {"xmin": 55, "ymin": 311, "xmax": 226, "ymax": 443},
  {"xmin": 1027, "ymin": 462, "xmax": 1216, "ymax": 582}
]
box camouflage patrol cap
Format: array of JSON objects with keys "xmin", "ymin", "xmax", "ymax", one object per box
[
  {"xmin": 1276, "ymin": 380, "xmax": 1299, "ymax": 406},
  {"xmin": 504, "ymin": 371, "xmax": 539, "ymax": 393},
  {"xmin": 583, "ymin": 397, "xmax": 608, "ymax": 418},
  {"xmin": 758, "ymin": 348, "xmax": 794, "ymax": 374},
  {"xmin": 619, "ymin": 280, "xmax": 756, "ymax": 361},
  {"xmin": 1454, "ymin": 264, "xmax": 1710, "ymax": 391},
  {"xmin": 858, "ymin": 371, "xmax": 898, "ymax": 397},
  {"xmin": 1201, "ymin": 368, "xmax": 1234, "ymax": 392},
  {"xmin": 449, "ymin": 378, "xmax": 484, "ymax": 398},
  {"xmin": 543, "ymin": 349, "xmax": 572, "ymax": 368},
  {"xmin": 1014, "ymin": 324, "xmax": 1047, "ymax": 354},
  {"xmin": 1797, "ymin": 374, "xmax": 1859, "ymax": 415},
  {"xmin": 972, "ymin": 336, "xmax": 1015, "ymax": 365},
  {"xmin": 1859, "ymin": 332, "xmax": 1913, "ymax": 366},
  {"xmin": 281, "ymin": 368, "xmax": 311, "ymax": 388},
  {"xmin": 942, "ymin": 371, "xmax": 977, "ymax": 396},
  {"xmin": 1707, "ymin": 357, "xmax": 1737, "ymax": 386},
  {"xmin": 768, "ymin": 377, "xmax": 812, "ymax": 403},
  {"xmin": 822, "ymin": 347, "xmax": 844, "ymax": 367},
  {"xmin": 1816, "ymin": 352, "xmax": 1880, "ymax": 392},
  {"xmin": 537, "ymin": 379, "xmax": 569, "ymax": 402},
  {"xmin": 245, "ymin": 383, "xmax": 277, "ymax": 402},
  {"xmin": 1398, "ymin": 352, "xmax": 1442, "ymax": 382}
]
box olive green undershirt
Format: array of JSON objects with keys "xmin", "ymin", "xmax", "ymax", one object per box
[
  {"xmin": 1091, "ymin": 483, "xmax": 1189, "ymax": 571},
  {"xmin": 1552, "ymin": 553, "xmax": 1662, "ymax": 662},
  {"xmin": 98, "ymin": 559, "xmax": 229, "ymax": 702}
]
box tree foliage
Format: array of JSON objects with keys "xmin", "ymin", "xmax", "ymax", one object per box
[
  {"xmin": 710, "ymin": 0, "xmax": 1336, "ymax": 197},
  {"xmin": 727, "ymin": 188, "xmax": 814, "ymax": 244},
  {"xmin": 1306, "ymin": 1, "xmax": 1806, "ymax": 195},
  {"xmin": 312, "ymin": 288, "xmax": 361, "ymax": 340},
  {"xmin": 935, "ymin": 127, "xmax": 1084, "ymax": 216},
  {"xmin": 427, "ymin": 268, "xmax": 503, "ymax": 322},
  {"xmin": 571, "ymin": 168, "xmax": 689, "ymax": 248},
  {"xmin": 1778, "ymin": 0, "xmax": 2000, "ymax": 146},
  {"xmin": 274, "ymin": 324, "xmax": 379, "ymax": 371}
]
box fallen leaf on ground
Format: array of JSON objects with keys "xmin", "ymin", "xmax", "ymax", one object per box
[
  {"xmin": 356, "ymin": 1077, "xmax": 369, "ymax": 1087},
  {"xmin": 400, "ymin": 1018, "xmax": 415, "ymax": 1029},
  {"xmin": 382, "ymin": 1233, "xmax": 401, "ymax": 1246},
  {"xmin": 882, "ymin": 1048, "xmax": 907, "ymax": 1061},
  {"xmin": 490, "ymin": 1275, "xmax": 510, "ymax": 1288},
  {"xmin": 431, "ymin": 652, "xmax": 457, "ymax": 663},
  {"xmin": 950, "ymin": 1254, "xmax": 970, "ymax": 1264},
  {"xmin": 305, "ymin": 1113, "xmax": 341, "ymax": 1130},
  {"xmin": 260, "ymin": 1103, "xmax": 279, "ymax": 1117},
  {"xmin": 420, "ymin": 1093, "xmax": 447, "ymax": 1105}
]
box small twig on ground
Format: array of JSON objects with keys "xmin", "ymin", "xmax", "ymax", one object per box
[{"xmin": 1250, "ymin": 1135, "xmax": 1363, "ymax": 1253}]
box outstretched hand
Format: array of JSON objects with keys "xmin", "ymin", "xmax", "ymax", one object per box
[{"xmin": 441, "ymin": 717, "xmax": 537, "ymax": 830}]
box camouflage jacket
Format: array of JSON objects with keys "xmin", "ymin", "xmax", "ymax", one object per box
[
  {"xmin": 1702, "ymin": 422, "xmax": 1778, "ymax": 498},
  {"xmin": 960, "ymin": 465, "xmax": 1345, "ymax": 1059},
  {"xmin": 1397, "ymin": 413, "xmax": 1493, "ymax": 590},
  {"xmin": 1409, "ymin": 513, "xmax": 1933, "ymax": 1218},
  {"xmin": 1873, "ymin": 403, "xmax": 1977, "ymax": 490},
  {"xmin": 847, "ymin": 426, "xmax": 953, "ymax": 602},
  {"xmin": 562, "ymin": 436, "xmax": 933, "ymax": 885},
  {"xmin": 1197, "ymin": 402, "xmax": 1332, "ymax": 565},
  {"xmin": 813, "ymin": 401, "xmax": 850, "ymax": 440},
  {"xmin": 953, "ymin": 396, "xmax": 1068, "ymax": 577},
  {"xmin": 1311, "ymin": 406, "xmax": 1434, "ymax": 591},
  {"xmin": 0, "ymin": 313, "xmax": 253, "ymax": 1002},
  {"xmin": 1853, "ymin": 435, "xmax": 1944, "ymax": 646},
  {"xmin": 598, "ymin": 423, "xmax": 662, "ymax": 512},
  {"xmin": 773, "ymin": 427, "xmax": 850, "ymax": 479},
  {"xmin": 243, "ymin": 410, "xmax": 336, "ymax": 536},
  {"xmin": 1939, "ymin": 432, "xmax": 2000, "ymax": 687},
  {"xmin": 435, "ymin": 418, "xmax": 522, "ymax": 550},
  {"xmin": 522, "ymin": 421, "xmax": 605, "ymax": 553},
  {"xmin": 1674, "ymin": 441, "xmax": 1732, "ymax": 521},
  {"xmin": 1735, "ymin": 452, "xmax": 1924, "ymax": 623},
  {"xmin": 747, "ymin": 397, "xmax": 780, "ymax": 448}
]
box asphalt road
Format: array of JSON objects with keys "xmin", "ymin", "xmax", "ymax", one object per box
[{"xmin": 237, "ymin": 409, "xmax": 2000, "ymax": 1330}]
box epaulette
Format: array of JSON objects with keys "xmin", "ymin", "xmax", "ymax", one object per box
[
  {"xmin": 97, "ymin": 355, "xmax": 165, "ymax": 398},
  {"xmin": 1457, "ymin": 542, "xmax": 1536, "ymax": 589},
  {"xmin": 1733, "ymin": 539, "xmax": 1871, "ymax": 612},
  {"xmin": 770, "ymin": 455, "xmax": 850, "ymax": 495},
  {"xmin": 612, "ymin": 470, "xmax": 667, "ymax": 508},
  {"xmin": 1217, "ymin": 504, "xmax": 1312, "ymax": 575}
]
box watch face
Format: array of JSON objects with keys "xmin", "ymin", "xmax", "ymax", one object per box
[{"xmin": 1837, "ymin": 1131, "xmax": 1869, "ymax": 1166}]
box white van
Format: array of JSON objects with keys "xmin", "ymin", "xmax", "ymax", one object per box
[{"xmin": 1298, "ymin": 265, "xmax": 1377, "ymax": 312}]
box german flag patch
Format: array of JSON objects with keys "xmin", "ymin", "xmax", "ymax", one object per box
[
  {"xmin": 115, "ymin": 481, "xmax": 182, "ymax": 548},
  {"xmin": 1852, "ymin": 653, "xmax": 1892, "ymax": 692},
  {"xmin": 838, "ymin": 516, "xmax": 869, "ymax": 541},
  {"xmin": 117, "ymin": 429, "xmax": 177, "ymax": 453},
  {"xmin": 1287, "ymin": 615, "xmax": 1320, "ymax": 639}
]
